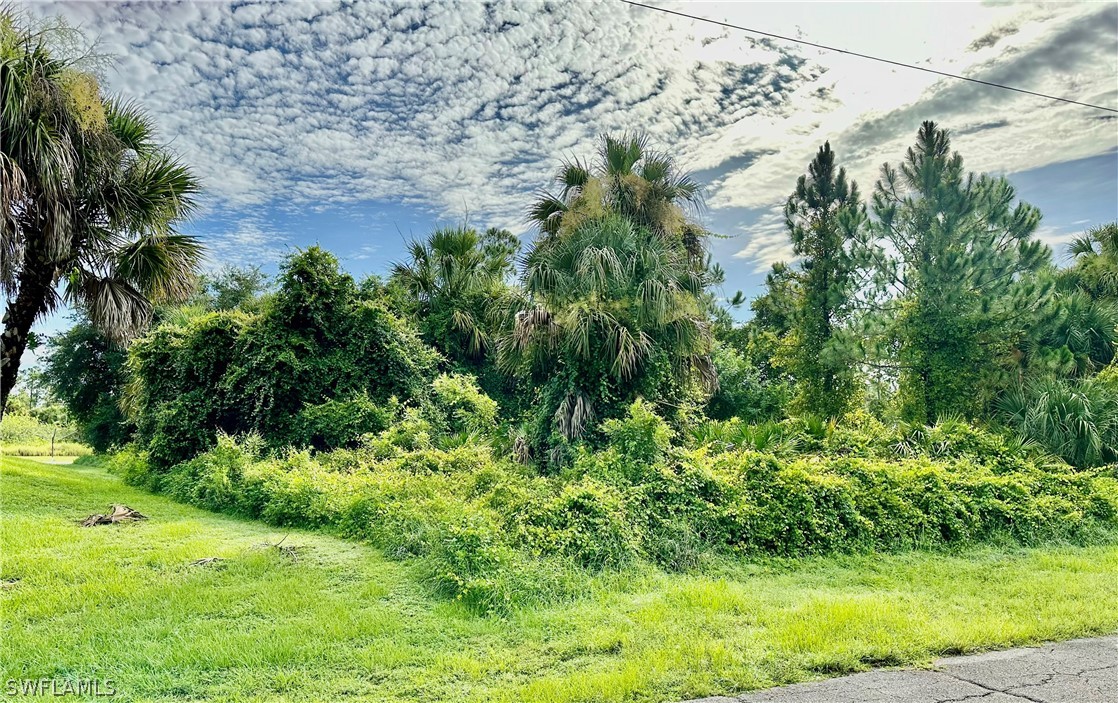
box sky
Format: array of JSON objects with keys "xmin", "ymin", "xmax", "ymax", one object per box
[{"xmin": 21, "ymin": 0, "xmax": 1118, "ymax": 342}]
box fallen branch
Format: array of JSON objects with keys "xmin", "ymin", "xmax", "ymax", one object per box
[{"xmin": 80, "ymin": 505, "xmax": 147, "ymax": 527}]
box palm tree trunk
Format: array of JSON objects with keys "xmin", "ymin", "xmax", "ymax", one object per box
[{"xmin": 1, "ymin": 258, "xmax": 58, "ymax": 416}]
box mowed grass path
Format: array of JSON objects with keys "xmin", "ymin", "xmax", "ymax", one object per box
[{"xmin": 2, "ymin": 457, "xmax": 1117, "ymax": 702}]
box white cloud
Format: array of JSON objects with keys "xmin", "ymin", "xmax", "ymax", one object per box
[
  {"xmin": 731, "ymin": 208, "xmax": 791, "ymax": 273},
  {"xmin": 201, "ymin": 219, "xmax": 291, "ymax": 270},
  {"xmin": 28, "ymin": 0, "xmax": 1118, "ymax": 271}
]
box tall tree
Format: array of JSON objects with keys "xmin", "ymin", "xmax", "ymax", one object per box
[
  {"xmin": 0, "ymin": 11, "xmax": 201, "ymax": 412},
  {"xmin": 870, "ymin": 121, "xmax": 1050, "ymax": 423},
  {"xmin": 508, "ymin": 133, "xmax": 717, "ymax": 462},
  {"xmin": 499, "ymin": 214, "xmax": 714, "ymax": 459},
  {"xmin": 784, "ymin": 142, "xmax": 866, "ymax": 418}
]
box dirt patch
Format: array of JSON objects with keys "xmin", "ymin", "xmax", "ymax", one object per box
[{"xmin": 80, "ymin": 505, "xmax": 147, "ymax": 527}]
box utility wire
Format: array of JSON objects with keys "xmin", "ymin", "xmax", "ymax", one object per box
[{"xmin": 622, "ymin": 0, "xmax": 1118, "ymax": 114}]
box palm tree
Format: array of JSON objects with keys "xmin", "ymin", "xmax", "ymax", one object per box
[
  {"xmin": 499, "ymin": 214, "xmax": 715, "ymax": 446},
  {"xmin": 1, "ymin": 11, "xmax": 201, "ymax": 412},
  {"xmin": 528, "ymin": 133, "xmax": 705, "ymax": 257},
  {"xmin": 1066, "ymin": 222, "xmax": 1118, "ymax": 301},
  {"xmin": 391, "ymin": 226, "xmax": 517, "ymax": 361}
]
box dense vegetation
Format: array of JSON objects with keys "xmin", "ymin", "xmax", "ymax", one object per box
[
  {"xmin": 4, "ymin": 10, "xmax": 1117, "ymax": 619},
  {"xmin": 6, "ymin": 457, "xmax": 1117, "ymax": 703}
]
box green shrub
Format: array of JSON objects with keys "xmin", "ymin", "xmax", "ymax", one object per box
[
  {"xmin": 514, "ymin": 478, "xmax": 641, "ymax": 568},
  {"xmin": 600, "ymin": 399, "xmax": 674, "ymax": 471},
  {"xmin": 0, "ymin": 413, "xmax": 79, "ymax": 444},
  {"xmin": 429, "ymin": 373, "xmax": 498, "ymax": 437},
  {"xmin": 427, "ymin": 516, "xmax": 511, "ymax": 611},
  {"xmin": 999, "ymin": 373, "xmax": 1118, "ymax": 468},
  {"xmin": 295, "ymin": 394, "xmax": 397, "ymax": 451},
  {"xmin": 105, "ymin": 445, "xmax": 157, "ymax": 490},
  {"xmin": 99, "ymin": 407, "xmax": 1118, "ymax": 616}
]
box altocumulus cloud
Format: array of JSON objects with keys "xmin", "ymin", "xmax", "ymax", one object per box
[{"xmin": 30, "ymin": 0, "xmax": 1118, "ymax": 272}]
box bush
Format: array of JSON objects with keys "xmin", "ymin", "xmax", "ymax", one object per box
[
  {"xmin": 428, "ymin": 373, "xmax": 499, "ymax": 437},
  {"xmin": 105, "ymin": 445, "xmax": 157, "ymax": 490},
  {"xmin": 999, "ymin": 372, "xmax": 1118, "ymax": 468},
  {"xmin": 295, "ymin": 394, "xmax": 397, "ymax": 451},
  {"xmin": 599, "ymin": 399, "xmax": 674, "ymax": 475},
  {"xmin": 514, "ymin": 478, "xmax": 641, "ymax": 568},
  {"xmin": 0, "ymin": 413, "xmax": 79, "ymax": 444},
  {"xmin": 103, "ymin": 403, "xmax": 1118, "ymax": 616},
  {"xmin": 127, "ymin": 248, "xmax": 440, "ymax": 469}
]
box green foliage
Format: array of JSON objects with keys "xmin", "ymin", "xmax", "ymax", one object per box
[
  {"xmin": 127, "ymin": 248, "xmax": 440, "ymax": 468},
  {"xmin": 527, "ymin": 132, "xmax": 701, "ymax": 241},
  {"xmin": 1064, "ymin": 222, "xmax": 1118, "ymax": 302},
  {"xmin": 0, "ymin": 442, "xmax": 90, "ymax": 456},
  {"xmin": 391, "ymin": 226, "xmax": 517, "ymax": 365},
  {"xmin": 600, "ymin": 399, "xmax": 674, "ymax": 469},
  {"xmin": 107, "ymin": 395, "xmax": 1117, "ymax": 615},
  {"xmin": 193, "ymin": 265, "xmax": 270, "ymax": 312},
  {"xmin": 42, "ymin": 319, "xmax": 132, "ymax": 451},
  {"xmin": 295, "ymin": 394, "xmax": 397, "ymax": 451},
  {"xmin": 705, "ymin": 343, "xmax": 790, "ymax": 422},
  {"xmin": 429, "ymin": 373, "xmax": 499, "ymax": 437},
  {"xmin": 748, "ymin": 262, "xmax": 800, "ymax": 338},
  {"xmin": 1017, "ymin": 281, "xmax": 1117, "ymax": 379},
  {"xmin": 128, "ymin": 310, "xmax": 251, "ymax": 468},
  {"xmin": 501, "ymin": 214, "xmax": 715, "ymax": 462},
  {"xmin": 515, "ymin": 478, "xmax": 640, "ymax": 568},
  {"xmin": 998, "ymin": 371, "xmax": 1118, "ymax": 468}
]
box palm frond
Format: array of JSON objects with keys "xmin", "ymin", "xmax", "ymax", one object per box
[
  {"xmin": 114, "ymin": 233, "xmax": 203, "ymax": 303},
  {"xmin": 66, "ymin": 270, "xmax": 152, "ymax": 343}
]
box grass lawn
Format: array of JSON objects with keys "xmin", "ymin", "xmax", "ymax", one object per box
[{"xmin": 2, "ymin": 456, "xmax": 1117, "ymax": 702}]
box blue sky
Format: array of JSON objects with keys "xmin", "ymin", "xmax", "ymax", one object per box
[{"xmin": 24, "ymin": 0, "xmax": 1118, "ymax": 342}]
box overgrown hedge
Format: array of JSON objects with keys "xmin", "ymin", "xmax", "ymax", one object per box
[
  {"xmin": 105, "ymin": 401, "xmax": 1118, "ymax": 615},
  {"xmin": 127, "ymin": 248, "xmax": 440, "ymax": 469}
]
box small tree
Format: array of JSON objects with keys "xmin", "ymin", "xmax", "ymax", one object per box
[
  {"xmin": 391, "ymin": 226, "xmax": 517, "ymax": 363},
  {"xmin": 42, "ymin": 318, "xmax": 133, "ymax": 452}
]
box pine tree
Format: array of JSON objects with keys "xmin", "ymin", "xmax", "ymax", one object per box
[
  {"xmin": 784, "ymin": 142, "xmax": 866, "ymax": 418},
  {"xmin": 871, "ymin": 121, "xmax": 1049, "ymax": 423}
]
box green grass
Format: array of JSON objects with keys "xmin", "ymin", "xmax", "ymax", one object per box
[
  {"xmin": 2, "ymin": 456, "xmax": 1117, "ymax": 702},
  {"xmin": 1, "ymin": 442, "xmax": 92, "ymax": 457}
]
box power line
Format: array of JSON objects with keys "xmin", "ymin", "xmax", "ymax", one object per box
[{"xmin": 621, "ymin": 0, "xmax": 1118, "ymax": 114}]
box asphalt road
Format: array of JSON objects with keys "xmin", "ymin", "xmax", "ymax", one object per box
[{"xmin": 686, "ymin": 635, "xmax": 1117, "ymax": 703}]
